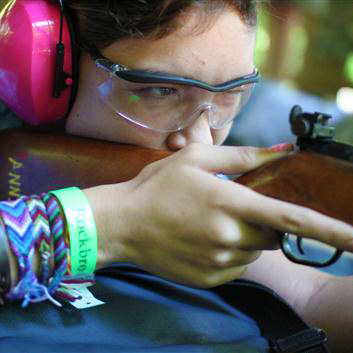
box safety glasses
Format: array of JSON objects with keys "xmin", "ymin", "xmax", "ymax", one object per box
[{"xmin": 95, "ymin": 56, "xmax": 260, "ymax": 132}]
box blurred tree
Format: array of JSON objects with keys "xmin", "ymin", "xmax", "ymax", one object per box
[
  {"xmin": 259, "ymin": 0, "xmax": 353, "ymax": 98},
  {"xmin": 295, "ymin": 0, "xmax": 353, "ymax": 98},
  {"xmin": 261, "ymin": 0, "xmax": 302, "ymax": 79}
]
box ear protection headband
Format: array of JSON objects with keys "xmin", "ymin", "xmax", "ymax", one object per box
[{"xmin": 0, "ymin": 0, "xmax": 78, "ymax": 125}]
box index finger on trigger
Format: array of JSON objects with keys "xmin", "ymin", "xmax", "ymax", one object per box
[{"xmin": 219, "ymin": 182, "xmax": 353, "ymax": 253}]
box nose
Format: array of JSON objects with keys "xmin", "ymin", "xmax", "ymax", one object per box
[{"xmin": 166, "ymin": 108, "xmax": 214, "ymax": 151}]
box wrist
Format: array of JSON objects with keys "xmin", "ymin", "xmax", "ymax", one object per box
[{"xmin": 82, "ymin": 184, "xmax": 133, "ymax": 267}]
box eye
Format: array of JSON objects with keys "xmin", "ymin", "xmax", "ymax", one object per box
[
  {"xmin": 134, "ymin": 87, "xmax": 178, "ymax": 99},
  {"xmin": 227, "ymin": 83, "xmax": 254, "ymax": 94},
  {"xmin": 227, "ymin": 88, "xmax": 246, "ymax": 95}
]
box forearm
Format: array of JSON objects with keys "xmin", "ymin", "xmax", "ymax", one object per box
[
  {"xmin": 242, "ymin": 250, "xmax": 353, "ymax": 353},
  {"xmin": 302, "ymin": 275, "xmax": 353, "ymax": 353},
  {"xmin": 241, "ymin": 250, "xmax": 319, "ymax": 313}
]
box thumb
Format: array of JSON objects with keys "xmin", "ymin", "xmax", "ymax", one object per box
[{"xmin": 193, "ymin": 142, "xmax": 294, "ymax": 175}]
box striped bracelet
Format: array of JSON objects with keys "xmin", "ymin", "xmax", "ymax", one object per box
[{"xmin": 0, "ymin": 197, "xmax": 46, "ymax": 307}]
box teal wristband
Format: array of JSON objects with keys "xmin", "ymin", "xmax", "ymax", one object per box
[{"xmin": 49, "ymin": 187, "xmax": 98, "ymax": 276}]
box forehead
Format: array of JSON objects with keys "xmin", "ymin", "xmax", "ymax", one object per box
[{"xmin": 101, "ymin": 9, "xmax": 256, "ymax": 84}]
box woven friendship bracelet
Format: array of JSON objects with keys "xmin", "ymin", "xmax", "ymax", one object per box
[
  {"xmin": 23, "ymin": 195, "xmax": 52, "ymax": 286},
  {"xmin": 0, "ymin": 197, "xmax": 64, "ymax": 307},
  {"xmin": 0, "ymin": 198, "xmax": 41, "ymax": 306},
  {"xmin": 41, "ymin": 193, "xmax": 69, "ymax": 295},
  {"xmin": 0, "ymin": 198, "xmax": 34, "ymax": 281},
  {"xmin": 0, "ymin": 194, "xmax": 87, "ymax": 306}
]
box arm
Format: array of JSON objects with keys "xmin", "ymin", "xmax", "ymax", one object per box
[
  {"xmin": 3, "ymin": 138, "xmax": 353, "ymax": 304},
  {"xmin": 242, "ymin": 250, "xmax": 353, "ymax": 353},
  {"xmin": 80, "ymin": 142, "xmax": 353, "ymax": 289}
]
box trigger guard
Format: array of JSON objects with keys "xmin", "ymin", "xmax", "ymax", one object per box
[{"xmin": 279, "ymin": 232, "xmax": 343, "ymax": 268}]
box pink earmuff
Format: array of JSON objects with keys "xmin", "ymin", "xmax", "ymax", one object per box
[{"xmin": 0, "ymin": 0, "xmax": 74, "ymax": 125}]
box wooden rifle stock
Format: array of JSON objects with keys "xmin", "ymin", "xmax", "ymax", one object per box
[
  {"xmin": 237, "ymin": 151, "xmax": 353, "ymax": 227},
  {"xmin": 0, "ymin": 128, "xmax": 352, "ymax": 229},
  {"xmin": 0, "ymin": 129, "xmax": 169, "ymax": 197}
]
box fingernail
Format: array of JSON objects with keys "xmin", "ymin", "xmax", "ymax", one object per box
[{"xmin": 269, "ymin": 142, "xmax": 295, "ymax": 152}]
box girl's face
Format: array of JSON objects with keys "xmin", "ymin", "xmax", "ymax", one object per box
[{"xmin": 66, "ymin": 8, "xmax": 256, "ymax": 151}]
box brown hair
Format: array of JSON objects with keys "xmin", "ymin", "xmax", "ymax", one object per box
[{"xmin": 63, "ymin": 0, "xmax": 258, "ymax": 54}]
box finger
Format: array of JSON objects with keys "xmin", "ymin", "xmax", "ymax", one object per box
[
  {"xmin": 209, "ymin": 215, "xmax": 280, "ymax": 251},
  {"xmin": 203, "ymin": 262, "xmax": 257, "ymax": 288},
  {"xmin": 199, "ymin": 248, "xmax": 262, "ymax": 270},
  {"xmin": 178, "ymin": 142, "xmax": 294, "ymax": 175},
  {"xmin": 148, "ymin": 252, "xmax": 257, "ymax": 288},
  {"xmin": 186, "ymin": 265, "xmax": 249, "ymax": 288},
  {"xmin": 186, "ymin": 260, "xmax": 258, "ymax": 288},
  {"xmin": 224, "ymin": 183, "xmax": 353, "ymax": 253},
  {"xmin": 234, "ymin": 221, "xmax": 280, "ymax": 251},
  {"xmin": 171, "ymin": 235, "xmax": 261, "ymax": 269}
]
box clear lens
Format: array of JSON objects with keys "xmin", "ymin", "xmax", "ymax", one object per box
[{"xmin": 98, "ymin": 74, "xmax": 255, "ymax": 132}]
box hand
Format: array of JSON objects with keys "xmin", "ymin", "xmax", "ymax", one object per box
[{"xmin": 85, "ymin": 143, "xmax": 353, "ymax": 288}]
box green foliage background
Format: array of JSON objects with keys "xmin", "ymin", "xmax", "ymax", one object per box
[{"xmin": 255, "ymin": 0, "xmax": 353, "ymax": 99}]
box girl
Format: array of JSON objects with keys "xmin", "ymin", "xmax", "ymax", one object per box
[{"xmin": 1, "ymin": 1, "xmax": 353, "ymax": 352}]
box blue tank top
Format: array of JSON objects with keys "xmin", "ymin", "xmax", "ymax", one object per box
[{"xmin": 0, "ymin": 263, "xmax": 269, "ymax": 352}]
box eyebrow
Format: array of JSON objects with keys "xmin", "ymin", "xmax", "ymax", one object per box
[
  {"xmin": 132, "ymin": 66, "xmax": 255, "ymax": 85},
  {"xmin": 95, "ymin": 55, "xmax": 259, "ymax": 92},
  {"xmin": 95, "ymin": 54, "xmax": 255, "ymax": 84},
  {"xmin": 134, "ymin": 66, "xmax": 202, "ymax": 81}
]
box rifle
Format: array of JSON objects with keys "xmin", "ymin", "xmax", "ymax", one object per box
[{"xmin": 0, "ymin": 106, "xmax": 352, "ymax": 267}]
